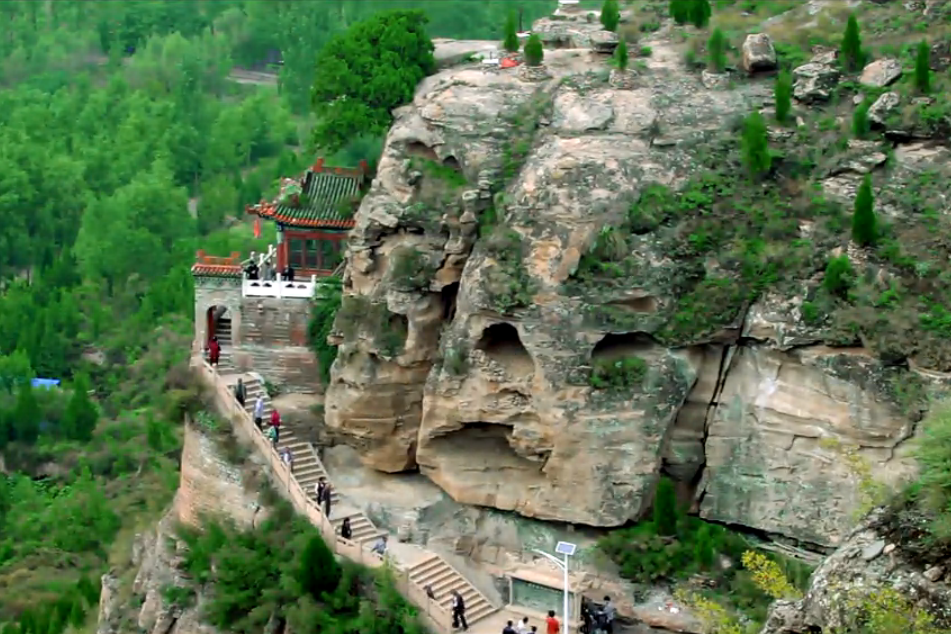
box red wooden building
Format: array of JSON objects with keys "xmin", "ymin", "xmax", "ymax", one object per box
[{"xmin": 246, "ymin": 158, "xmax": 369, "ymax": 277}]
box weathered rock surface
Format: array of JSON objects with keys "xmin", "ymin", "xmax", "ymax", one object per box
[
  {"xmin": 324, "ymin": 15, "xmax": 946, "ymax": 547},
  {"xmin": 760, "ymin": 508, "xmax": 951, "ymax": 634},
  {"xmin": 742, "ymin": 33, "xmax": 778, "ymax": 73},
  {"xmin": 859, "ymin": 58, "xmax": 902, "ymax": 88},
  {"xmin": 792, "ymin": 62, "xmax": 840, "ymax": 103},
  {"xmin": 97, "ymin": 423, "xmax": 264, "ymax": 634}
]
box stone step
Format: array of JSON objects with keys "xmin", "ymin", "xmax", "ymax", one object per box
[{"xmin": 408, "ymin": 556, "xmax": 495, "ymax": 623}]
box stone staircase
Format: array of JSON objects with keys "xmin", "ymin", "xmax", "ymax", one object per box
[
  {"xmin": 215, "ymin": 319, "xmax": 236, "ymax": 372},
  {"xmin": 212, "ymin": 368, "xmax": 501, "ymax": 631},
  {"xmin": 409, "ymin": 554, "xmax": 498, "ymax": 626},
  {"xmin": 239, "ymin": 377, "xmax": 383, "ymax": 544}
]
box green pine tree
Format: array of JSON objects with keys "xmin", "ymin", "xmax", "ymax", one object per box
[
  {"xmin": 295, "ymin": 534, "xmax": 341, "ymax": 599},
  {"xmin": 823, "ymin": 255, "xmax": 854, "ymax": 296},
  {"xmin": 742, "ymin": 111, "xmax": 771, "ymax": 179},
  {"xmin": 774, "ymin": 70, "xmax": 792, "ymax": 123},
  {"xmin": 523, "ymin": 33, "xmax": 544, "ymax": 66},
  {"xmin": 707, "ymin": 28, "xmax": 727, "ymax": 72},
  {"xmin": 670, "ymin": 0, "xmax": 689, "ymax": 25},
  {"xmin": 503, "ymin": 12, "xmax": 520, "ymax": 54},
  {"xmin": 600, "ymin": 0, "xmax": 620, "ymax": 33},
  {"xmin": 63, "ymin": 373, "xmax": 98, "ymax": 442},
  {"xmin": 852, "ymin": 98, "xmax": 871, "ymax": 139},
  {"xmin": 652, "ymin": 477, "xmax": 679, "ymax": 536},
  {"xmin": 614, "ymin": 38, "xmax": 629, "ymax": 71},
  {"xmin": 914, "ymin": 40, "xmax": 931, "ymax": 93},
  {"xmin": 694, "ymin": 523, "xmax": 715, "ymax": 568},
  {"xmin": 67, "ymin": 600, "xmax": 86, "ymax": 629},
  {"xmin": 12, "ymin": 381, "xmax": 41, "ymax": 444},
  {"xmin": 852, "ymin": 174, "xmax": 878, "ymax": 247},
  {"xmin": 690, "ymin": 0, "xmax": 712, "ymax": 29},
  {"xmin": 840, "ymin": 14, "xmax": 863, "ymax": 72}
]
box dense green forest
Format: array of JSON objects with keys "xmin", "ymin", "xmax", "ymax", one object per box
[{"xmin": 0, "ymin": 1, "xmax": 558, "ymax": 630}]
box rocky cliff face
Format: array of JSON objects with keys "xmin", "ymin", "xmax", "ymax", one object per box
[
  {"xmin": 97, "ymin": 421, "xmax": 264, "ymax": 634},
  {"xmin": 324, "ymin": 10, "xmax": 951, "ymax": 548},
  {"xmin": 761, "ymin": 507, "xmax": 951, "ymax": 633}
]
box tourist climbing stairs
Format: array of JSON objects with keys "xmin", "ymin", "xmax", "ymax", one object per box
[
  {"xmin": 408, "ymin": 555, "xmax": 498, "ymax": 625},
  {"xmin": 285, "ymin": 442, "xmax": 384, "ymax": 544},
  {"xmin": 240, "ymin": 377, "xmax": 273, "ymax": 420}
]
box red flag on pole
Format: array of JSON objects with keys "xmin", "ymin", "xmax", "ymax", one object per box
[{"xmin": 253, "ymin": 217, "xmax": 262, "ymax": 239}]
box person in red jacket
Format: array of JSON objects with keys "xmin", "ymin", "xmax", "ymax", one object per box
[
  {"xmin": 269, "ymin": 408, "xmax": 281, "ymax": 447},
  {"xmin": 208, "ymin": 336, "xmax": 220, "ymax": 367}
]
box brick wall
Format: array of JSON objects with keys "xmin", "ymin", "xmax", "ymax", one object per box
[
  {"xmin": 194, "ymin": 282, "xmax": 321, "ymax": 392},
  {"xmin": 194, "ymin": 281, "xmax": 243, "ymax": 345},
  {"xmin": 175, "ymin": 422, "xmax": 261, "ymax": 528},
  {"xmin": 233, "ymin": 296, "xmax": 321, "ymax": 393}
]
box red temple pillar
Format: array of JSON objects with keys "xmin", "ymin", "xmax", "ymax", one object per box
[{"xmin": 277, "ymin": 239, "xmax": 288, "ymax": 272}]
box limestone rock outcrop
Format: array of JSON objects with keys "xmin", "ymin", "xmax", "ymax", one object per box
[
  {"xmin": 97, "ymin": 422, "xmax": 264, "ymax": 634},
  {"xmin": 324, "ymin": 11, "xmax": 949, "ymax": 547},
  {"xmin": 760, "ymin": 508, "xmax": 951, "ymax": 634},
  {"xmin": 741, "ymin": 33, "xmax": 778, "ymax": 73}
]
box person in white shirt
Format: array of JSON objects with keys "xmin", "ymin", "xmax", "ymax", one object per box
[
  {"xmin": 517, "ymin": 617, "xmax": 530, "ymax": 634},
  {"xmin": 253, "ymin": 396, "xmax": 264, "ymax": 430}
]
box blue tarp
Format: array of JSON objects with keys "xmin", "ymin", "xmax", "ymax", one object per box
[{"xmin": 31, "ymin": 378, "xmax": 60, "ymax": 389}]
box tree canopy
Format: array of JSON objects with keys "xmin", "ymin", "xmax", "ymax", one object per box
[{"xmin": 310, "ymin": 10, "xmax": 436, "ymax": 154}]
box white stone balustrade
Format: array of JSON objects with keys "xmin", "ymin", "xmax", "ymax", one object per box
[{"xmin": 241, "ymin": 274, "xmax": 339, "ymax": 300}]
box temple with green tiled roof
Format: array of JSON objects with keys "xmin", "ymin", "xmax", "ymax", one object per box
[{"xmin": 246, "ymin": 158, "xmax": 369, "ymax": 277}]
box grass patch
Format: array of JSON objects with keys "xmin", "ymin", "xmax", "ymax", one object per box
[{"xmin": 590, "ymin": 356, "xmax": 648, "ymax": 390}]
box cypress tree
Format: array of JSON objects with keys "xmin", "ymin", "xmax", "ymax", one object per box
[
  {"xmin": 523, "ymin": 33, "xmax": 544, "ymax": 67},
  {"xmin": 63, "ymin": 373, "xmax": 98, "ymax": 442},
  {"xmin": 296, "ymin": 534, "xmax": 340, "ymax": 598},
  {"xmin": 915, "ymin": 40, "xmax": 931, "ymax": 93},
  {"xmin": 840, "ymin": 14, "xmax": 863, "ymax": 72},
  {"xmin": 600, "ymin": 0, "xmax": 620, "ymax": 33},
  {"xmin": 653, "ymin": 477, "xmax": 679, "ymax": 536},
  {"xmin": 690, "ymin": 0, "xmax": 712, "ymax": 29},
  {"xmin": 852, "ymin": 99, "xmax": 871, "ymax": 139},
  {"xmin": 614, "ymin": 38, "xmax": 629, "ymax": 72},
  {"xmin": 741, "ymin": 111, "xmax": 771, "ymax": 179},
  {"xmin": 694, "ymin": 524, "xmax": 715, "ymax": 567},
  {"xmin": 503, "ymin": 12, "xmax": 520, "ymax": 54},
  {"xmin": 12, "ymin": 381, "xmax": 41, "ymax": 444},
  {"xmin": 852, "ymin": 174, "xmax": 878, "ymax": 247},
  {"xmin": 707, "ymin": 28, "xmax": 727, "ymax": 72},
  {"xmin": 670, "ymin": 0, "xmax": 690, "ymax": 25},
  {"xmin": 774, "ymin": 69, "xmax": 792, "ymax": 123}
]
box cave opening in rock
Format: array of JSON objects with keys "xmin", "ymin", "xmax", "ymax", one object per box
[
  {"xmin": 591, "ymin": 332, "xmax": 656, "ymax": 362},
  {"xmin": 441, "ymin": 282, "xmax": 459, "ymax": 322},
  {"xmin": 442, "ymin": 155, "xmax": 462, "ymax": 171},
  {"xmin": 427, "ymin": 421, "xmax": 547, "ymax": 474},
  {"xmin": 476, "ymin": 322, "xmax": 535, "ymax": 375},
  {"xmin": 607, "ymin": 296, "xmax": 658, "ymax": 313},
  {"xmin": 405, "ymin": 141, "xmax": 439, "ymax": 162},
  {"xmin": 377, "ymin": 311, "xmax": 409, "ymax": 357}
]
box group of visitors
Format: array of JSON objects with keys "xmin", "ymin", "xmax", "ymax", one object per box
[
  {"xmin": 500, "ymin": 597, "xmax": 616, "ymax": 634},
  {"xmin": 234, "ymin": 378, "xmax": 281, "ymax": 448},
  {"xmin": 244, "ymin": 258, "xmax": 295, "ymax": 283}
]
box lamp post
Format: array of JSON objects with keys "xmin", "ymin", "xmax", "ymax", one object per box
[{"xmin": 533, "ymin": 541, "xmax": 577, "ymax": 634}]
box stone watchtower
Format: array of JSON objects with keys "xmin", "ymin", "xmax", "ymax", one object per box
[{"xmin": 191, "ymin": 158, "xmax": 369, "ymax": 393}]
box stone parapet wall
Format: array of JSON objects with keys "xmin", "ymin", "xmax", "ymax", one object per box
[
  {"xmin": 232, "ymin": 345, "xmax": 321, "ymax": 394},
  {"xmin": 175, "ymin": 421, "xmax": 261, "ymax": 528}
]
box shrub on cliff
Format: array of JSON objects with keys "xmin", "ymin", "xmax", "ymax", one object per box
[
  {"xmin": 707, "ymin": 28, "xmax": 727, "ymax": 73},
  {"xmin": 600, "ymin": 0, "xmax": 620, "ymax": 33},
  {"xmin": 774, "ymin": 70, "xmax": 792, "ymax": 123},
  {"xmin": 852, "ymin": 174, "xmax": 878, "ymax": 247},
  {"xmin": 915, "ymin": 40, "xmax": 931, "ymax": 94},
  {"xmin": 840, "ymin": 14, "xmax": 864, "ymax": 72},
  {"xmin": 690, "ymin": 0, "xmax": 712, "ymax": 29},
  {"xmin": 503, "ymin": 11, "xmax": 520, "ymax": 53},
  {"xmin": 307, "ymin": 276, "xmax": 343, "ymax": 385},
  {"xmin": 311, "ymin": 10, "xmax": 436, "ymax": 153},
  {"xmin": 613, "ymin": 38, "xmax": 629, "ymax": 72},
  {"xmin": 741, "ymin": 111, "xmax": 771, "ymax": 180},
  {"xmin": 523, "ymin": 33, "xmax": 544, "ymax": 66}
]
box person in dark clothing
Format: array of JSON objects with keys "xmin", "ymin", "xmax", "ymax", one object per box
[
  {"xmin": 208, "ymin": 336, "xmax": 220, "ymax": 367},
  {"xmin": 283, "ymin": 265, "xmax": 295, "ymax": 282},
  {"xmin": 245, "ymin": 260, "xmax": 259, "ymax": 280},
  {"xmin": 600, "ymin": 596, "xmax": 616, "ymax": 634},
  {"xmin": 425, "ymin": 585, "xmax": 437, "ymax": 601},
  {"xmin": 580, "ymin": 601, "xmax": 593, "ymax": 634},
  {"xmin": 502, "ymin": 621, "xmax": 516, "ymax": 634},
  {"xmin": 315, "ymin": 477, "xmax": 327, "ymax": 504},
  {"xmin": 323, "ymin": 482, "xmax": 333, "ymax": 519},
  {"xmin": 451, "ymin": 590, "xmax": 468, "ymax": 631},
  {"xmin": 234, "ymin": 378, "xmax": 246, "ymax": 407},
  {"xmin": 340, "ymin": 517, "xmax": 352, "ymax": 540}
]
